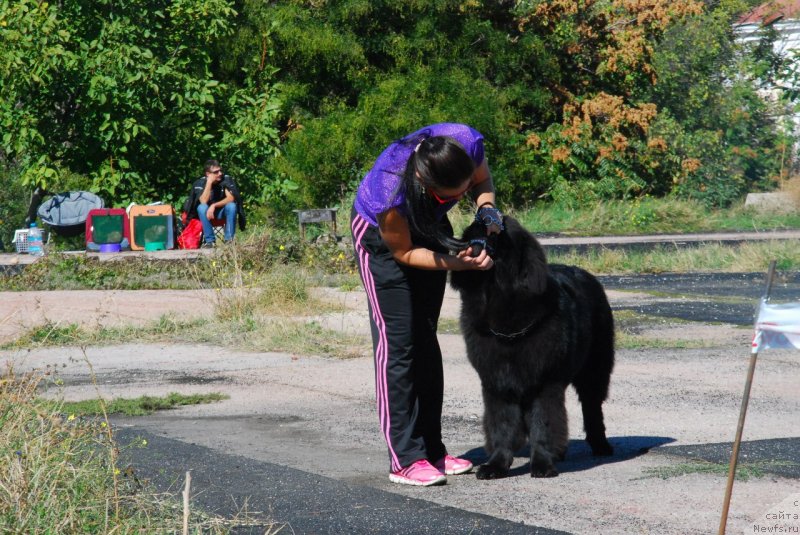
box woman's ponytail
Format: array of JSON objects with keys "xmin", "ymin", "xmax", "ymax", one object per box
[{"xmin": 401, "ymin": 136, "xmax": 473, "ymax": 253}]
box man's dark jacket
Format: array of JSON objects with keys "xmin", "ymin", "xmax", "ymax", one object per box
[{"xmin": 183, "ymin": 175, "xmax": 246, "ymax": 231}]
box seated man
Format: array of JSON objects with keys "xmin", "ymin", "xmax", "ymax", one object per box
[{"xmin": 183, "ymin": 159, "xmax": 246, "ymax": 247}]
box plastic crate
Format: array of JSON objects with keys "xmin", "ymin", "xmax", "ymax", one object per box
[
  {"xmin": 129, "ymin": 205, "xmax": 174, "ymax": 250},
  {"xmin": 85, "ymin": 208, "xmax": 129, "ymax": 248},
  {"xmin": 13, "ymin": 229, "xmax": 29, "ymax": 253}
]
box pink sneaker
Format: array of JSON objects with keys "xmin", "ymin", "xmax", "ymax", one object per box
[
  {"xmin": 434, "ymin": 454, "xmax": 473, "ymax": 475},
  {"xmin": 389, "ymin": 459, "xmax": 447, "ymax": 486}
]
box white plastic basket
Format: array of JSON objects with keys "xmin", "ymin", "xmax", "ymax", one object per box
[{"xmin": 13, "ymin": 229, "xmax": 29, "ymax": 253}]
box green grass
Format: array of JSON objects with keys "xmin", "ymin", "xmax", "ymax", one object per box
[
  {"xmin": 0, "ymin": 223, "xmax": 356, "ymax": 292},
  {"xmin": 438, "ymin": 317, "xmax": 461, "ymax": 334},
  {"xmin": 259, "ymin": 320, "xmax": 368, "ymax": 359},
  {"xmin": 0, "ymin": 253, "xmax": 202, "ymax": 291},
  {"xmin": 612, "ymin": 308, "xmax": 691, "ymax": 326},
  {"xmin": 4, "ymin": 197, "xmax": 798, "ymax": 356},
  {"xmin": 639, "ymin": 459, "xmax": 798, "ymax": 481},
  {"xmin": 615, "ymin": 332, "xmax": 722, "ymax": 350},
  {"xmin": 1, "ymin": 317, "xmax": 202, "ymax": 350},
  {"xmin": 547, "ymin": 240, "xmax": 800, "ymax": 274},
  {"xmin": 4, "ymin": 316, "xmax": 370, "ymax": 358},
  {"xmin": 55, "ymin": 392, "xmax": 229, "ymax": 417},
  {"xmin": 0, "ymin": 368, "xmax": 273, "ymax": 533},
  {"xmin": 437, "ymin": 309, "xmax": 741, "ymax": 349},
  {"xmin": 440, "ymin": 200, "xmax": 800, "ymax": 274},
  {"xmin": 516, "ymin": 197, "xmax": 800, "ymax": 236},
  {"xmin": 612, "ymin": 309, "xmax": 745, "ymax": 349}
]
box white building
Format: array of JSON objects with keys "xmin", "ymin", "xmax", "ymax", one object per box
[
  {"xmin": 735, "ymin": 0, "xmax": 800, "ymax": 94},
  {"xmin": 735, "ymin": 1, "xmax": 800, "ymax": 147},
  {"xmin": 735, "ymin": 0, "xmax": 800, "ymax": 51}
]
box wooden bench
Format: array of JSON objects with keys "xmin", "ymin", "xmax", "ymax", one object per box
[{"xmin": 293, "ymin": 208, "xmax": 339, "ymax": 240}]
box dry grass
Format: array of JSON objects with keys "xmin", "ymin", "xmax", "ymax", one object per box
[
  {"xmin": 191, "ymin": 243, "xmax": 369, "ymax": 358},
  {"xmin": 780, "ymin": 175, "xmax": 800, "ymax": 208},
  {"xmin": 0, "ymin": 364, "xmax": 278, "ymax": 533},
  {"xmin": 198, "ymin": 243, "xmax": 340, "ymax": 321}
]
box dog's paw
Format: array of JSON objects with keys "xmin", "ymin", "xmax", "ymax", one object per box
[
  {"xmin": 589, "ymin": 439, "xmax": 614, "ymax": 457},
  {"xmin": 476, "ymin": 464, "xmax": 508, "ymax": 480},
  {"xmin": 530, "ymin": 462, "xmax": 559, "ymax": 478}
]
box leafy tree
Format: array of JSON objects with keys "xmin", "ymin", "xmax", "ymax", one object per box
[
  {"xmin": 644, "ymin": 2, "xmax": 786, "ymax": 206},
  {"xmin": 511, "ymin": 0, "xmax": 786, "ymax": 207},
  {"xmin": 228, "ymin": 1, "xmax": 784, "ymax": 209},
  {"xmin": 0, "ymin": 0, "xmax": 282, "ymax": 208},
  {"xmin": 3, "ymin": 0, "xmax": 785, "ymax": 222},
  {"xmin": 0, "ymin": 166, "xmax": 28, "ymax": 250},
  {"xmin": 227, "ymin": 1, "xmax": 556, "ymax": 207},
  {"xmin": 510, "ymin": 0, "xmax": 702, "ymax": 202}
]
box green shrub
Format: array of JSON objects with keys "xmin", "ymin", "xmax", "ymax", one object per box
[{"xmin": 0, "ymin": 167, "xmax": 29, "ymax": 252}]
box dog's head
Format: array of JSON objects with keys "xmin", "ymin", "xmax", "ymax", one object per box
[{"xmin": 451, "ymin": 215, "xmax": 549, "ymax": 296}]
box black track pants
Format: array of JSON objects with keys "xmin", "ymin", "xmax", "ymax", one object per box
[{"xmin": 351, "ymin": 210, "xmax": 447, "ymax": 472}]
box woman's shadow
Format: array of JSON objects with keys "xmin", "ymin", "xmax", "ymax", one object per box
[{"xmin": 459, "ymin": 435, "xmax": 675, "ymax": 477}]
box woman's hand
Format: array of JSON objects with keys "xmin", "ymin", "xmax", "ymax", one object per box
[{"xmin": 457, "ymin": 245, "xmax": 494, "ymax": 270}]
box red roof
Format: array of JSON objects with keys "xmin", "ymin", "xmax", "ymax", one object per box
[{"xmin": 737, "ymin": 0, "xmax": 800, "ymax": 25}]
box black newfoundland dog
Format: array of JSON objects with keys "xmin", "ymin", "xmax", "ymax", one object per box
[{"xmin": 450, "ymin": 216, "xmax": 615, "ymax": 479}]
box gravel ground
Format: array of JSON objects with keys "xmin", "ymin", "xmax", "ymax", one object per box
[{"xmin": 3, "ymin": 273, "xmax": 800, "ymax": 534}]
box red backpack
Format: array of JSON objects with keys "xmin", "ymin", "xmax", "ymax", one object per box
[{"xmin": 177, "ymin": 216, "xmax": 202, "ymax": 249}]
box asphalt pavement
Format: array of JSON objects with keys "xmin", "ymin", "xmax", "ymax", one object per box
[
  {"xmin": 115, "ymin": 428, "xmax": 566, "ymax": 535},
  {"xmin": 113, "ymin": 428, "xmax": 799, "ymax": 534},
  {"xmin": 655, "ymin": 438, "xmax": 800, "ymax": 479},
  {"xmin": 600, "ymin": 271, "xmax": 800, "ymax": 325}
]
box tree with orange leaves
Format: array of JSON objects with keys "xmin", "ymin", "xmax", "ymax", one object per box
[{"xmin": 508, "ymin": 0, "xmax": 785, "ymax": 207}]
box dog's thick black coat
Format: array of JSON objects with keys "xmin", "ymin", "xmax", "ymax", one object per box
[{"xmin": 451, "ymin": 216, "xmax": 614, "ymax": 479}]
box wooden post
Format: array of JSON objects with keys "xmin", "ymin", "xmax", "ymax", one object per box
[
  {"xmin": 182, "ymin": 470, "xmax": 191, "ymax": 535},
  {"xmin": 718, "ymin": 260, "xmax": 776, "ymax": 535}
]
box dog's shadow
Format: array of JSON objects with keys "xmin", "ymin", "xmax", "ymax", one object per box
[{"xmin": 459, "ymin": 436, "xmax": 675, "ymax": 477}]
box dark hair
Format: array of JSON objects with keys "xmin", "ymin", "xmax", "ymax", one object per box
[
  {"xmin": 204, "ymin": 159, "xmax": 221, "ymax": 173},
  {"xmin": 402, "ymin": 135, "xmax": 474, "ymax": 253}
]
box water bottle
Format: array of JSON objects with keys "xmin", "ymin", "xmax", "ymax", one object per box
[{"xmin": 28, "ymin": 223, "xmax": 44, "ymax": 257}]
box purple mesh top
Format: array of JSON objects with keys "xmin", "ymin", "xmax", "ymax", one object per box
[{"xmin": 354, "ymin": 123, "xmax": 485, "ymax": 226}]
